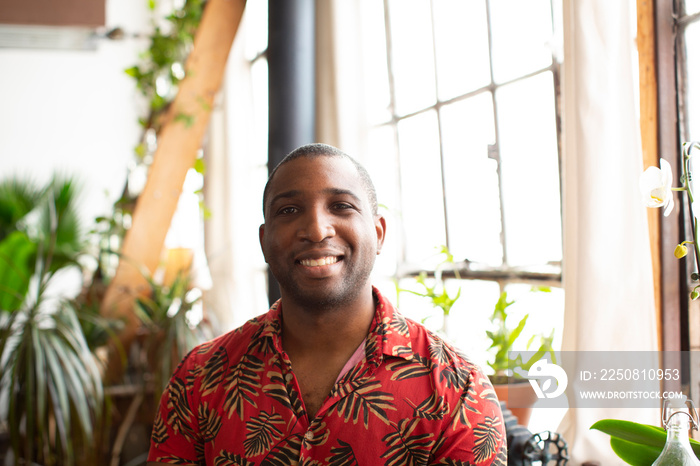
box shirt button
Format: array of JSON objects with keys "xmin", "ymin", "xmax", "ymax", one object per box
[
  {"xmin": 285, "ymin": 373, "xmax": 294, "ymax": 383},
  {"xmin": 305, "ymin": 431, "xmax": 313, "ymax": 441}
]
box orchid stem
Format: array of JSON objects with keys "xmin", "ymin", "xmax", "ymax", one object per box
[{"xmin": 683, "ymin": 142, "xmax": 700, "ymax": 279}]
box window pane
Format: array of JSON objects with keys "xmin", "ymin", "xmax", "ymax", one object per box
[
  {"xmin": 387, "ymin": 0, "xmax": 437, "ymax": 115},
  {"xmin": 685, "ymin": 0, "xmax": 700, "ymax": 15},
  {"xmin": 432, "ymin": 0, "xmax": 491, "ymax": 100},
  {"xmin": 496, "ymin": 72, "xmax": 562, "ymax": 266},
  {"xmin": 490, "ymin": 0, "xmax": 553, "ymax": 83},
  {"xmin": 685, "ymin": 21, "xmax": 700, "ymax": 141},
  {"xmin": 440, "ymin": 93, "xmax": 503, "ymax": 266},
  {"xmin": 359, "ymin": 0, "xmax": 392, "ymax": 125},
  {"xmin": 250, "ymin": 58, "xmax": 269, "ymax": 165},
  {"xmin": 397, "ymin": 111, "xmax": 445, "ymax": 265},
  {"xmin": 367, "ymin": 125, "xmax": 400, "ymax": 276},
  {"xmin": 242, "ymin": 0, "xmax": 268, "ymax": 60}
]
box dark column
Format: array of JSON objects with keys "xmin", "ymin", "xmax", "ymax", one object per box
[{"xmin": 266, "ymin": 0, "xmax": 316, "ymax": 305}]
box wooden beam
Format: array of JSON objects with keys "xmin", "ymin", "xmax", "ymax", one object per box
[
  {"xmin": 637, "ymin": 0, "xmax": 662, "ymax": 348},
  {"xmin": 100, "ymin": 0, "xmax": 246, "ymax": 376}
]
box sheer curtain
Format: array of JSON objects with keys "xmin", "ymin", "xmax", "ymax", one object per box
[
  {"xmin": 202, "ymin": 6, "xmax": 269, "ymax": 333},
  {"xmin": 558, "ymin": 0, "xmax": 659, "ymax": 462}
]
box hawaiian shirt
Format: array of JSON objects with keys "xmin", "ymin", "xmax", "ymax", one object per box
[{"xmin": 148, "ymin": 288, "xmax": 507, "ymax": 465}]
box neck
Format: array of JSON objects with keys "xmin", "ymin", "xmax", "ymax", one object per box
[{"xmin": 280, "ymin": 287, "xmax": 376, "ymax": 355}]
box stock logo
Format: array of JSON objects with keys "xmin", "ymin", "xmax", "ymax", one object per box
[{"xmin": 527, "ymin": 359, "xmax": 568, "ymax": 399}]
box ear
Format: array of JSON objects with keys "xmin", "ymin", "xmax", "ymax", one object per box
[
  {"xmin": 375, "ymin": 215, "xmax": 387, "ymax": 254},
  {"xmin": 259, "ymin": 224, "xmax": 268, "ymax": 262}
]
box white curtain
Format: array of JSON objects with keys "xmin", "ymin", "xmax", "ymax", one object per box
[
  {"xmin": 315, "ymin": 0, "xmax": 369, "ymax": 160},
  {"xmin": 559, "ymin": 0, "xmax": 659, "ymax": 462},
  {"xmin": 202, "ymin": 7, "xmax": 269, "ymax": 333}
]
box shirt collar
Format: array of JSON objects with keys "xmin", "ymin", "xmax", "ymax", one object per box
[{"xmin": 258, "ymin": 287, "xmax": 415, "ymax": 361}]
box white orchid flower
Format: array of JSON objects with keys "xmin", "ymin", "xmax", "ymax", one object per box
[{"xmin": 640, "ymin": 158, "xmax": 675, "ymax": 217}]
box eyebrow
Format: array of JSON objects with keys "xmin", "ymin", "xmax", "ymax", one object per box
[{"xmin": 268, "ymin": 188, "xmax": 363, "ymax": 209}]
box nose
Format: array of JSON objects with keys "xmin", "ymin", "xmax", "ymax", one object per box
[{"xmin": 298, "ymin": 206, "xmax": 335, "ymax": 242}]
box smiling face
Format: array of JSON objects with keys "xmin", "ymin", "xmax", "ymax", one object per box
[{"xmin": 259, "ymin": 155, "xmax": 386, "ymax": 311}]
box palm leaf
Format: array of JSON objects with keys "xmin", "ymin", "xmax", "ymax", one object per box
[
  {"xmin": 327, "ymin": 439, "xmax": 359, "ymax": 466},
  {"xmin": 260, "ymin": 434, "xmax": 303, "ymax": 465},
  {"xmin": 243, "ymin": 410, "xmax": 286, "ymax": 457},
  {"xmin": 380, "ymin": 418, "xmax": 434, "ymax": 466},
  {"xmin": 223, "ymin": 354, "xmax": 264, "ymax": 419},
  {"xmin": 0, "ymin": 177, "xmax": 44, "ymax": 240},
  {"xmin": 334, "ymin": 380, "xmax": 396, "ymax": 428},
  {"xmin": 0, "ymin": 231, "xmax": 36, "ymax": 310}
]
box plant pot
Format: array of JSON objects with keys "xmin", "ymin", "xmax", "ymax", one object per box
[{"xmin": 492, "ymin": 380, "xmax": 539, "ymax": 427}]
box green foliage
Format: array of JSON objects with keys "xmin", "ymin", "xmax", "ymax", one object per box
[
  {"xmin": 399, "ymin": 246, "xmax": 461, "ymax": 316},
  {"xmin": 0, "ymin": 176, "xmax": 106, "ymax": 465},
  {"xmin": 134, "ymin": 269, "xmax": 203, "ymax": 394},
  {"xmin": 591, "ymin": 419, "xmax": 700, "ymax": 464},
  {"xmin": 487, "ymin": 290, "xmax": 556, "ymax": 377},
  {"xmin": 399, "ymin": 246, "xmax": 556, "ymax": 378},
  {"xmin": 125, "ymin": 0, "xmax": 204, "ymax": 133},
  {"xmin": 0, "ymin": 178, "xmax": 43, "ymax": 240}
]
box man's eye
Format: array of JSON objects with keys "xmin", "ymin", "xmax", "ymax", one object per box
[
  {"xmin": 278, "ymin": 206, "xmax": 297, "ymax": 215},
  {"xmin": 333, "ymin": 203, "xmax": 354, "ymax": 210}
]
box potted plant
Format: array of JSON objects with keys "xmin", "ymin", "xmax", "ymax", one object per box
[
  {"xmin": 486, "ymin": 290, "xmax": 556, "ymax": 426},
  {"xmin": 399, "ymin": 246, "xmax": 557, "ymax": 426},
  {"xmin": 0, "ymin": 176, "xmax": 106, "ymax": 465}
]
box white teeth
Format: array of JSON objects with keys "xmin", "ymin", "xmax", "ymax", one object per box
[{"xmin": 300, "ymin": 256, "xmax": 339, "ymax": 267}]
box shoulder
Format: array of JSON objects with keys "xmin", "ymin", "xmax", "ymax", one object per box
[{"xmin": 174, "ymin": 309, "xmax": 278, "ymax": 373}]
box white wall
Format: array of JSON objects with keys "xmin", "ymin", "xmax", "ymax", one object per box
[{"xmin": 0, "ymin": 0, "xmax": 151, "ymax": 228}]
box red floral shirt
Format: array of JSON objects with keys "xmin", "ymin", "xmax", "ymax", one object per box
[{"xmin": 148, "ymin": 288, "xmax": 507, "ymax": 465}]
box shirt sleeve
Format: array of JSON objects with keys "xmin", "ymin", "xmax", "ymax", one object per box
[
  {"xmin": 430, "ymin": 366, "xmax": 508, "ymax": 465},
  {"xmin": 147, "ymin": 352, "xmax": 203, "ymax": 465}
]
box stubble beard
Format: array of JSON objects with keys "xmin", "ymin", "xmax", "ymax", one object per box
[{"xmin": 275, "ymin": 257, "xmax": 375, "ymax": 313}]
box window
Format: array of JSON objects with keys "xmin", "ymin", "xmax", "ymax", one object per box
[
  {"xmin": 358, "ymin": 0, "xmax": 565, "ymax": 364},
  {"xmin": 678, "ymin": 1, "xmax": 700, "ymax": 142}
]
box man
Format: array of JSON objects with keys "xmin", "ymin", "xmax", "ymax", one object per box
[{"xmin": 148, "ymin": 143, "xmax": 507, "ymax": 465}]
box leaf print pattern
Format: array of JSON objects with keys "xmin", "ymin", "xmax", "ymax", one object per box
[
  {"xmin": 439, "ymin": 364, "xmax": 470, "ymax": 391},
  {"xmin": 386, "ymin": 354, "xmax": 431, "ymax": 381},
  {"xmin": 326, "ymin": 439, "xmax": 358, "ymax": 466},
  {"xmin": 472, "ymin": 415, "xmax": 503, "ymax": 463},
  {"xmin": 391, "ymin": 344, "xmax": 414, "ymax": 358},
  {"xmin": 148, "ymin": 288, "xmax": 506, "ymax": 465},
  {"xmin": 433, "ymin": 460, "xmax": 474, "ymax": 466},
  {"xmin": 406, "ymin": 392, "xmax": 448, "ymax": 421},
  {"xmin": 198, "ymin": 402, "xmax": 222, "ymax": 442},
  {"xmin": 151, "ymin": 410, "xmax": 168, "ymax": 445},
  {"xmin": 381, "ymin": 418, "xmax": 435, "ymax": 466},
  {"xmin": 166, "ymin": 377, "xmax": 196, "ymax": 440},
  {"xmin": 214, "ymin": 450, "xmax": 256, "ymax": 466},
  {"xmin": 263, "ymin": 370, "xmax": 304, "ymax": 415},
  {"xmin": 333, "ymin": 379, "xmax": 396, "ymax": 428},
  {"xmin": 223, "ymin": 354, "xmax": 264, "ymax": 420},
  {"xmin": 477, "ymin": 378, "xmax": 499, "ymax": 404},
  {"xmin": 152, "ymin": 455, "xmax": 198, "ymax": 464},
  {"xmin": 261, "ymin": 434, "xmax": 302, "ymax": 466},
  {"xmin": 198, "ymin": 346, "xmax": 228, "ymax": 396},
  {"xmin": 388, "ymin": 312, "xmax": 409, "ymax": 336},
  {"xmin": 303, "ymin": 421, "xmax": 330, "ymax": 448},
  {"xmin": 244, "ymin": 410, "xmax": 286, "ymax": 457}
]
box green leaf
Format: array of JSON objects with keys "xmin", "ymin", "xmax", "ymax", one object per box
[
  {"xmin": 609, "ymin": 437, "xmax": 661, "ymax": 465},
  {"xmin": 193, "ymin": 157, "xmax": 206, "ymax": 174},
  {"xmin": 0, "ymin": 231, "xmax": 35, "ymax": 310},
  {"xmin": 124, "ymin": 65, "xmax": 141, "ymax": 78},
  {"xmin": 174, "ymin": 112, "xmax": 195, "ymax": 128},
  {"xmin": 590, "ymin": 419, "xmax": 667, "ymax": 449},
  {"xmin": 506, "ymin": 314, "xmax": 529, "ymax": 347}
]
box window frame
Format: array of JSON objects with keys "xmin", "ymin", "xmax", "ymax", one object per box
[{"xmin": 374, "ymin": 0, "xmax": 564, "ymax": 290}]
